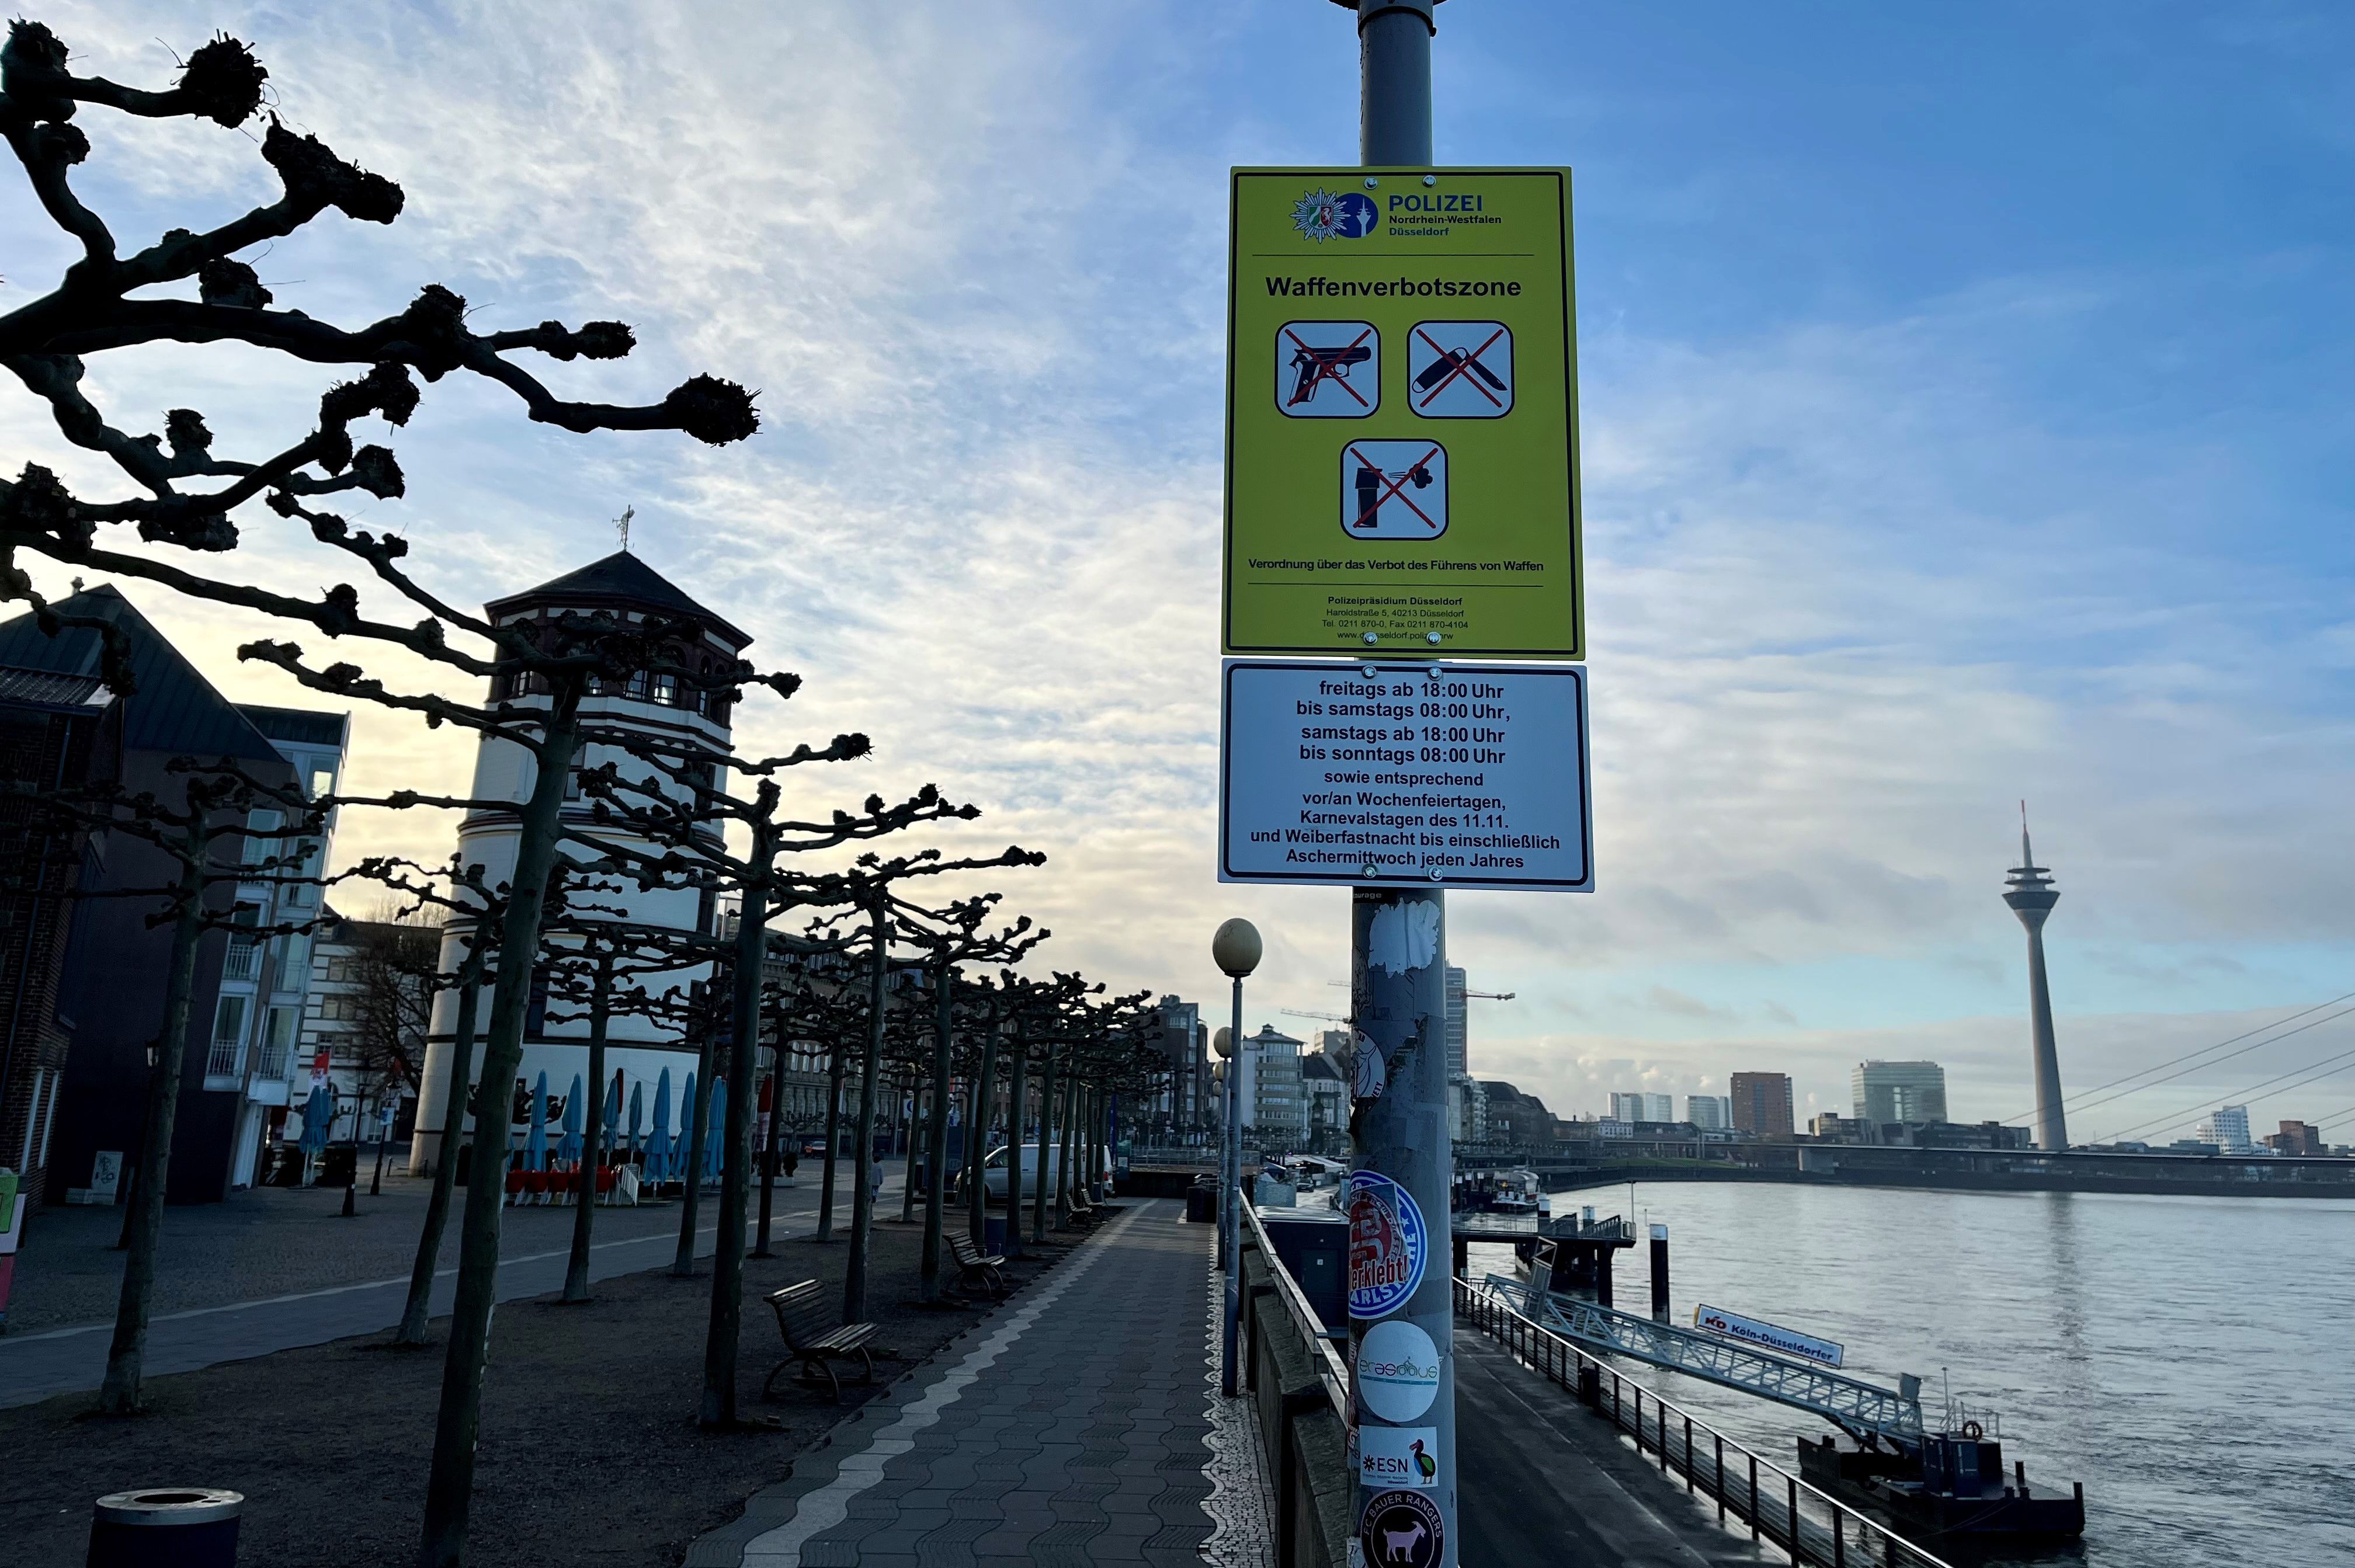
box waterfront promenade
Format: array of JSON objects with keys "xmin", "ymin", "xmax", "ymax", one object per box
[
  {"xmin": 0, "ymin": 1172, "xmax": 854, "ymax": 1409},
  {"xmin": 686, "ymin": 1197, "xmax": 1247, "ymax": 1567}
]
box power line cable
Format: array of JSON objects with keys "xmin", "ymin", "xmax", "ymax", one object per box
[
  {"xmin": 2096, "ymin": 1043, "xmax": 2355, "ymax": 1145},
  {"xmin": 1996, "ymin": 990, "xmax": 2355, "ymax": 1125},
  {"xmin": 2023, "ymin": 1004, "xmax": 2355, "ymax": 1129}
]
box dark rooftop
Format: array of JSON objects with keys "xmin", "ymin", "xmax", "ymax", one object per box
[
  {"xmin": 0, "ymin": 664, "xmax": 114, "ymax": 713},
  {"xmin": 238, "ymin": 705, "xmax": 349, "ymax": 749},
  {"xmin": 0, "ymin": 586, "xmax": 286, "ymax": 763},
  {"xmin": 483, "ymin": 550, "xmax": 750, "ymax": 649}
]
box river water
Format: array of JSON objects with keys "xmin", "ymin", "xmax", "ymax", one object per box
[{"xmin": 1466, "ymin": 1183, "xmax": 2355, "ymax": 1566}]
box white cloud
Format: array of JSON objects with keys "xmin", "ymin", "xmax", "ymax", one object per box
[{"xmin": 5, "ymin": 4, "xmax": 2346, "ymax": 1128}]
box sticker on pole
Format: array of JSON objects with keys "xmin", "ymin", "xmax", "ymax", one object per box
[
  {"xmin": 1356, "ymin": 1319, "xmax": 1440, "ymax": 1420},
  {"xmin": 1359, "ymin": 1489, "xmax": 1444, "ymax": 1568},
  {"xmin": 1346, "ymin": 1170, "xmax": 1428, "ymax": 1317},
  {"xmin": 1357, "ymin": 1425, "xmax": 1440, "ymax": 1489}
]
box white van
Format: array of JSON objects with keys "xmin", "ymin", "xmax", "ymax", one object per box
[{"xmin": 964, "ymin": 1142, "xmax": 1113, "ymax": 1204}]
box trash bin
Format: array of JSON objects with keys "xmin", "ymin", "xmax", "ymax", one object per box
[
  {"xmin": 316, "ymin": 1144, "xmax": 357, "ymax": 1189},
  {"xmin": 985, "ymin": 1215, "xmax": 1007, "ymax": 1251},
  {"xmin": 88, "ymin": 1488, "xmax": 242, "ymax": 1567},
  {"xmin": 1576, "ymin": 1360, "xmax": 1601, "ymax": 1407},
  {"xmin": 1185, "ymin": 1179, "xmax": 1217, "ymax": 1225}
]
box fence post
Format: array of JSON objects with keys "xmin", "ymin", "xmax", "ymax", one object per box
[
  {"xmin": 1683, "ymin": 1416, "xmax": 1693, "ymax": 1491},
  {"xmin": 1788, "ymin": 1476, "xmax": 1800, "ymax": 1557},
  {"xmin": 1749, "ymin": 1455, "xmax": 1759, "ymax": 1541},
  {"xmin": 1658, "ymin": 1401, "xmax": 1668, "ymax": 1473},
  {"xmin": 1833, "ymin": 1508, "xmax": 1845, "ymax": 1568},
  {"xmin": 1715, "ymin": 1434, "xmax": 1725, "ymax": 1521}
]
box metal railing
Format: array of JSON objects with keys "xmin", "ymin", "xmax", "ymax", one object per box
[
  {"xmin": 1241, "ymin": 1197, "xmax": 1349, "ymax": 1420},
  {"xmin": 1456, "ymin": 1279, "xmax": 1957, "ymax": 1568},
  {"xmin": 223, "ymin": 939, "xmax": 263, "ymax": 982}
]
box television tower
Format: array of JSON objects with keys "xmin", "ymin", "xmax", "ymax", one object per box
[{"xmin": 2003, "ymin": 804, "xmax": 2068, "ymax": 1150}]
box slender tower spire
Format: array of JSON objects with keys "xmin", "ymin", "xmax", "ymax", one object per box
[{"xmin": 2003, "ymin": 802, "xmax": 2068, "ymax": 1150}]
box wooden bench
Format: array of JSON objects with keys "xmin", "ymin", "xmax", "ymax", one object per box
[
  {"xmin": 1064, "ymin": 1188, "xmax": 1108, "ymax": 1228},
  {"xmin": 947, "ymin": 1232, "xmax": 1007, "ymax": 1298},
  {"xmin": 762, "ymin": 1280, "xmax": 878, "ymax": 1404}
]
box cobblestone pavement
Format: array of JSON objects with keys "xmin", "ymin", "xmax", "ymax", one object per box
[
  {"xmin": 0, "ymin": 1171, "xmax": 875, "ymax": 1409},
  {"xmin": 1200, "ymin": 1262, "xmax": 1277, "ymax": 1568},
  {"xmin": 688, "ymin": 1198, "xmax": 1263, "ymax": 1568}
]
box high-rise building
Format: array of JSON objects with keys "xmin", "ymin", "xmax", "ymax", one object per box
[
  {"xmin": 2266, "ymin": 1120, "xmax": 2323, "ymax": 1156},
  {"xmin": 1444, "ymin": 966, "xmax": 1468, "ymax": 1077},
  {"xmin": 1243, "ymin": 1024, "xmax": 1306, "ymax": 1145},
  {"xmin": 2003, "ymin": 809, "xmax": 2069, "ymax": 1150},
  {"xmin": 1852, "ymin": 1061, "xmax": 1948, "ymax": 1125},
  {"xmin": 2196, "ymin": 1104, "xmax": 2252, "ymax": 1155},
  {"xmin": 1606, "ymin": 1091, "xmax": 1678, "ymax": 1124},
  {"xmin": 1730, "ymin": 1072, "xmax": 1795, "ymax": 1138},
  {"xmin": 1644, "ymin": 1092, "xmax": 1675, "ymax": 1123},
  {"xmin": 1686, "ymin": 1094, "xmax": 1732, "ymax": 1131},
  {"xmin": 1607, "ymin": 1091, "xmax": 1644, "ymax": 1123}
]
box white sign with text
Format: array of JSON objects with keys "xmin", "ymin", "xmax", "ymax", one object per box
[{"xmin": 1218, "ymin": 659, "xmax": 1592, "ymax": 892}]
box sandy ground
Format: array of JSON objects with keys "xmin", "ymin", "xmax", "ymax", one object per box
[{"xmin": 1, "ymin": 1218, "xmax": 1078, "ymax": 1567}]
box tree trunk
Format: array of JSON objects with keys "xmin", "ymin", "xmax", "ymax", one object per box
[
  {"xmin": 561, "ymin": 951, "xmax": 613, "ymax": 1303},
  {"xmin": 966, "ymin": 1014, "xmax": 999, "ymax": 1251},
  {"xmin": 96, "ymin": 836, "xmax": 207, "ymax": 1414},
  {"xmin": 418, "ymin": 692, "xmax": 582, "ymax": 1568},
  {"xmin": 397, "ymin": 968, "xmax": 481, "ymax": 1347},
  {"xmin": 918, "ymin": 959, "xmax": 954, "ymax": 1303},
  {"xmin": 753, "ymin": 1035, "xmax": 777, "ymax": 1258},
  {"xmin": 842, "ymin": 903, "xmax": 888, "ymax": 1323},
  {"xmin": 899, "ymin": 1075, "xmax": 922, "ymax": 1224},
  {"xmin": 1030, "ymin": 1041, "xmax": 1056, "ymax": 1244},
  {"xmin": 1055, "ymin": 1070, "xmax": 1076, "ymax": 1230},
  {"xmin": 701, "ymin": 850, "xmax": 770, "ymax": 1427},
  {"xmin": 1002, "ymin": 1028, "xmax": 1027, "ymax": 1259},
  {"xmin": 669, "ymin": 992, "xmax": 718, "ymax": 1278},
  {"xmin": 815, "ymin": 1028, "xmax": 846, "ymax": 1242}
]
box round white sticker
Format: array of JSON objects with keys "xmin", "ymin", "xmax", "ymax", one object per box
[{"xmin": 1357, "ymin": 1318, "xmax": 1440, "ymax": 1423}]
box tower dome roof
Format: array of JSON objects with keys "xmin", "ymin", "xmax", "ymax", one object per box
[{"xmin": 484, "ymin": 550, "xmax": 749, "ymax": 650}]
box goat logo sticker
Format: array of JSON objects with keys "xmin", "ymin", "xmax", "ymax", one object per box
[
  {"xmin": 1360, "ymin": 1490, "xmax": 1444, "ymax": 1568},
  {"xmin": 1346, "ymin": 1170, "xmax": 1427, "ymax": 1318}
]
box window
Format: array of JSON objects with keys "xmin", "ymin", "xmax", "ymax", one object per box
[
  {"xmin": 259, "ymin": 1006, "xmax": 296, "ymax": 1078},
  {"xmin": 307, "ymin": 763, "xmax": 335, "ymax": 801},
  {"xmin": 315, "ymin": 994, "xmax": 360, "ymax": 1023},
  {"xmin": 224, "ymin": 904, "xmax": 264, "ymax": 982},
  {"xmin": 324, "ymin": 955, "xmax": 357, "ymax": 984},
  {"xmin": 242, "ymin": 809, "xmax": 283, "ymax": 867},
  {"xmin": 207, "ymin": 993, "xmax": 250, "ymax": 1077}
]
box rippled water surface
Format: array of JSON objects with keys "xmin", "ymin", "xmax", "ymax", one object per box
[{"xmin": 1468, "ymin": 1183, "xmax": 2355, "ymax": 1566}]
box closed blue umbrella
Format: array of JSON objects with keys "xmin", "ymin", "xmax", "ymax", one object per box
[
  {"xmin": 297, "ymin": 1083, "xmax": 333, "ymax": 1154},
  {"xmin": 681, "ymin": 1070, "xmax": 698, "ymax": 1184},
  {"xmin": 526, "ymin": 1069, "xmax": 550, "ymax": 1172},
  {"xmin": 702, "ymin": 1077, "xmax": 727, "ymax": 1184},
  {"xmin": 602, "ymin": 1073, "xmax": 622, "ymax": 1160},
  {"xmin": 647, "ymin": 1069, "xmax": 673, "ymax": 1181},
  {"xmin": 627, "ymin": 1080, "xmax": 645, "ymax": 1159},
  {"xmin": 557, "ymin": 1072, "xmax": 584, "ymax": 1166}
]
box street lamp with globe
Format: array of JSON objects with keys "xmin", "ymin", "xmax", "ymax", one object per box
[{"xmin": 1211, "ymin": 917, "xmax": 1260, "ymax": 1397}]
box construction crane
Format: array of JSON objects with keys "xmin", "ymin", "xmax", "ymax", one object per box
[{"xmin": 1464, "ymin": 988, "xmax": 1516, "ymax": 1003}]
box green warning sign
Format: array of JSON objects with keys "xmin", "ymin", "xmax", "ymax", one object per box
[{"xmin": 1224, "ymin": 168, "xmax": 1583, "ymax": 660}]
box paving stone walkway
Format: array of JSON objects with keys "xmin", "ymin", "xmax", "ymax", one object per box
[
  {"xmin": 0, "ymin": 1178, "xmax": 864, "ymax": 1409},
  {"xmin": 689, "ymin": 1198, "xmax": 1248, "ymax": 1568}
]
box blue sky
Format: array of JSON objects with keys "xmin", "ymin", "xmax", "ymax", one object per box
[{"xmin": 4, "ymin": 2, "xmax": 2349, "ymax": 1139}]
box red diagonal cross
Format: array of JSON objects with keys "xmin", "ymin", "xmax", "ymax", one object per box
[
  {"xmin": 1347, "ymin": 444, "xmax": 1444, "ymax": 531},
  {"xmin": 1415, "ymin": 326, "xmax": 1508, "ymax": 411},
  {"xmin": 1286, "ymin": 325, "xmax": 1376, "ymax": 409}
]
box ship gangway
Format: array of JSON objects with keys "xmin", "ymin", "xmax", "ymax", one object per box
[{"xmin": 1480, "ymin": 1274, "xmax": 1925, "ymax": 1446}]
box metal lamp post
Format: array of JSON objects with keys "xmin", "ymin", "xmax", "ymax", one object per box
[{"xmin": 1211, "ymin": 917, "xmax": 1261, "ymax": 1398}]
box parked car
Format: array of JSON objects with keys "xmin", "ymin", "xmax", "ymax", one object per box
[{"xmin": 959, "ymin": 1142, "xmax": 1114, "ymax": 1204}]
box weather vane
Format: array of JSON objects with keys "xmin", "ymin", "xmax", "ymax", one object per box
[{"xmin": 615, "ymin": 504, "xmax": 635, "ymax": 553}]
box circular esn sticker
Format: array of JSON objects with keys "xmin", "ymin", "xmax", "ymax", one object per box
[{"xmin": 1360, "ymin": 1488, "xmax": 1444, "ymax": 1567}]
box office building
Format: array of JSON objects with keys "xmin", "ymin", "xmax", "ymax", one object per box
[
  {"xmin": 2266, "ymin": 1121, "xmax": 2323, "ymax": 1156},
  {"xmin": 1852, "ymin": 1061, "xmax": 1948, "ymax": 1125},
  {"xmin": 1730, "ymin": 1072, "xmax": 1795, "ymax": 1138},
  {"xmin": 0, "ymin": 586, "xmax": 348, "ymax": 1203},
  {"xmin": 2195, "ymin": 1104, "xmax": 2252, "ymax": 1155},
  {"xmin": 1241, "ymin": 1024, "xmax": 1307, "ymax": 1145},
  {"xmin": 1686, "ymin": 1094, "xmax": 1732, "ymax": 1131},
  {"xmin": 1444, "ymin": 966, "xmax": 1468, "ymax": 1077}
]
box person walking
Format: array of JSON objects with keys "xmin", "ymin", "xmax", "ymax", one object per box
[{"xmin": 868, "ymin": 1150, "xmax": 884, "ymax": 1206}]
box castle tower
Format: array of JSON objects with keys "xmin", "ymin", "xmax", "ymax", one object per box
[
  {"xmin": 2002, "ymin": 806, "xmax": 2068, "ymax": 1151},
  {"xmin": 409, "ymin": 550, "xmax": 750, "ymax": 1174}
]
